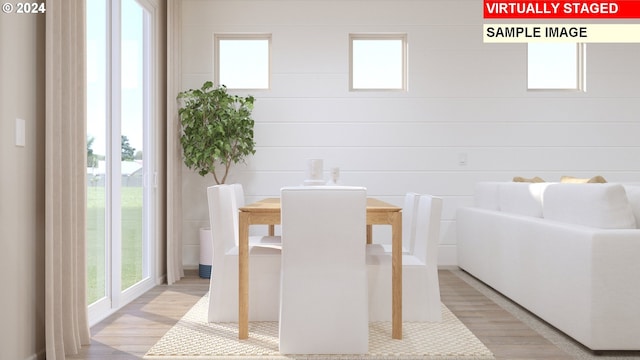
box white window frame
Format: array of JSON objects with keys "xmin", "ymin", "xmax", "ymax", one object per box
[
  {"xmin": 86, "ymin": 0, "xmax": 157, "ymax": 327},
  {"xmin": 214, "ymin": 33, "xmax": 272, "ymax": 90},
  {"xmin": 527, "ymin": 43, "xmax": 586, "ymax": 91},
  {"xmin": 349, "ymin": 33, "xmax": 408, "ymax": 91}
]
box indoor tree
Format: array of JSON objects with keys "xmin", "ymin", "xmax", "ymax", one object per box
[{"xmin": 177, "ymin": 81, "xmax": 256, "ymax": 184}]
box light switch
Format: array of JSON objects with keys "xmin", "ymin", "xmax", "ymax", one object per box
[
  {"xmin": 458, "ymin": 152, "xmax": 468, "ymax": 166},
  {"xmin": 16, "ymin": 118, "xmax": 25, "ymax": 147}
]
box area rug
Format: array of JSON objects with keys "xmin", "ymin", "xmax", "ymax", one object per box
[{"xmin": 144, "ymin": 293, "xmax": 494, "ymax": 360}]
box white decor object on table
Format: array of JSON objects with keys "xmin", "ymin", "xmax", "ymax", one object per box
[
  {"xmin": 303, "ymin": 158, "xmax": 326, "ymax": 185},
  {"xmin": 327, "ymin": 166, "xmax": 340, "ymax": 185}
]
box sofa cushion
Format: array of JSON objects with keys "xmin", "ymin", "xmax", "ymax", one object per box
[
  {"xmin": 498, "ymin": 182, "xmax": 549, "ymax": 217},
  {"xmin": 623, "ymin": 185, "xmax": 640, "ymax": 227},
  {"xmin": 543, "ymin": 183, "xmax": 636, "ymax": 229},
  {"xmin": 474, "ymin": 182, "xmax": 500, "ymax": 210}
]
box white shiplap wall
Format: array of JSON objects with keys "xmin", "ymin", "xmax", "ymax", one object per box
[{"xmin": 177, "ymin": 0, "xmax": 640, "ymax": 268}]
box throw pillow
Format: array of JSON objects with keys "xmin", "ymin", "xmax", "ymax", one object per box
[
  {"xmin": 560, "ymin": 175, "xmax": 607, "ymax": 183},
  {"xmin": 543, "ymin": 183, "xmax": 636, "ymax": 229},
  {"xmin": 513, "ymin": 176, "xmax": 545, "ymax": 183}
]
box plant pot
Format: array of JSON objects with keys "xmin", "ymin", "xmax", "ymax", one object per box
[{"xmin": 199, "ymin": 227, "xmax": 213, "ymax": 279}]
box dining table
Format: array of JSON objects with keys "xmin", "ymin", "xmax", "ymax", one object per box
[{"xmin": 237, "ymin": 197, "xmax": 403, "ymax": 340}]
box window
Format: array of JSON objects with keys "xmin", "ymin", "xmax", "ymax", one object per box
[
  {"xmin": 214, "ymin": 34, "xmax": 271, "ymax": 89},
  {"xmin": 528, "ymin": 43, "xmax": 586, "ymax": 90},
  {"xmin": 350, "ymin": 34, "xmax": 407, "ymax": 91},
  {"xmin": 86, "ymin": 0, "xmax": 157, "ymax": 326}
]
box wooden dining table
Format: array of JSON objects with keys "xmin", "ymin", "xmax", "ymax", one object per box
[{"xmin": 238, "ymin": 197, "xmax": 403, "ymax": 340}]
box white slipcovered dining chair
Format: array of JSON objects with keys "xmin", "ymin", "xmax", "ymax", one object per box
[
  {"xmin": 231, "ymin": 183, "xmax": 282, "ymax": 242},
  {"xmin": 279, "ymin": 186, "xmax": 369, "ymax": 354},
  {"xmin": 367, "ymin": 192, "xmax": 420, "ymax": 255},
  {"xmin": 207, "ymin": 184, "xmax": 281, "ymax": 322},
  {"xmin": 367, "ymin": 194, "xmax": 443, "ymax": 322}
]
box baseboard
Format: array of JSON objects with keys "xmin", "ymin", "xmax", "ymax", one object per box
[
  {"xmin": 438, "ymin": 265, "xmax": 461, "ymax": 270},
  {"xmin": 438, "ymin": 244, "xmax": 458, "ymax": 266},
  {"xmin": 26, "ymin": 349, "xmax": 45, "ymax": 360},
  {"xmin": 156, "ymin": 273, "xmax": 167, "ymax": 285}
]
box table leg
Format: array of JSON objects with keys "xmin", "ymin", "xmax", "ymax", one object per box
[
  {"xmin": 239, "ymin": 212, "xmax": 250, "ymax": 339},
  {"xmin": 391, "ymin": 211, "xmax": 402, "ymax": 339},
  {"xmin": 366, "ymin": 225, "xmax": 373, "ymax": 244},
  {"xmin": 268, "ymin": 224, "xmax": 275, "ymax": 236}
]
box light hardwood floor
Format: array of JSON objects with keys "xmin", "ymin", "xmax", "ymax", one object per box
[
  {"xmin": 66, "ymin": 269, "xmax": 622, "ymax": 359},
  {"xmin": 439, "ymin": 270, "xmax": 573, "ymax": 359}
]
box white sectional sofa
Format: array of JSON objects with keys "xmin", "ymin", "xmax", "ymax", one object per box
[{"xmin": 457, "ymin": 181, "xmax": 640, "ymax": 351}]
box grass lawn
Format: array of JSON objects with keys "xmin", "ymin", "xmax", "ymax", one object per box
[{"xmin": 87, "ymin": 185, "xmax": 144, "ymax": 304}]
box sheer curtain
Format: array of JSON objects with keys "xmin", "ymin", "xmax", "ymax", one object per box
[
  {"xmin": 167, "ymin": 0, "xmax": 184, "ymax": 284},
  {"xmin": 45, "ymin": 0, "xmax": 91, "ymax": 358}
]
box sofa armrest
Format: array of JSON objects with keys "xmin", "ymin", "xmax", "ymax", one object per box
[
  {"xmin": 591, "ymin": 231, "xmax": 640, "ymax": 349},
  {"xmin": 457, "ymin": 207, "xmax": 640, "ymax": 350}
]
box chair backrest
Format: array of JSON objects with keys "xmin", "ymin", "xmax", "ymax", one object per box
[
  {"xmin": 412, "ymin": 194, "xmax": 443, "ymax": 264},
  {"xmin": 280, "ymin": 186, "xmax": 367, "ymax": 269},
  {"xmin": 207, "ymin": 185, "xmax": 239, "ymax": 267},
  {"xmin": 402, "ymin": 192, "xmax": 420, "ymax": 253},
  {"xmin": 231, "ymin": 183, "xmax": 245, "ymax": 207},
  {"xmin": 279, "ymin": 185, "xmax": 368, "ymax": 354},
  {"xmin": 230, "ymin": 183, "xmax": 245, "ymax": 245}
]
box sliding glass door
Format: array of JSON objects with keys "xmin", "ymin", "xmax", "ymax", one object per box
[{"xmin": 86, "ymin": 0, "xmax": 156, "ymax": 325}]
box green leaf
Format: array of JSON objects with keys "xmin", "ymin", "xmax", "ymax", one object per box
[{"xmin": 177, "ymin": 81, "xmax": 257, "ymax": 184}]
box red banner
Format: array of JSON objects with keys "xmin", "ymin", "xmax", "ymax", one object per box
[{"xmin": 484, "ymin": 0, "xmax": 640, "ymax": 18}]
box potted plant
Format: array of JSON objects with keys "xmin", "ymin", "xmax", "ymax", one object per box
[
  {"xmin": 177, "ymin": 81, "xmax": 256, "ymax": 184},
  {"xmin": 178, "ymin": 81, "xmax": 257, "ymax": 278}
]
